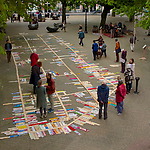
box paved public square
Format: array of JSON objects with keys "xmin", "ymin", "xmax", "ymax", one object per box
[{"xmin": 0, "ymin": 14, "xmax": 150, "ymax": 150}]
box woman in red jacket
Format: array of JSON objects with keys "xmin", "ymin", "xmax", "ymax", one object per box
[
  {"xmin": 45, "ymin": 72, "xmax": 55, "ymax": 113},
  {"xmin": 30, "ymin": 49, "xmax": 39, "ymax": 66},
  {"xmin": 116, "ymin": 80, "xmax": 126, "ymax": 115}
]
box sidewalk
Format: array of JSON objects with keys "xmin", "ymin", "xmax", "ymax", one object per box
[{"xmin": 0, "ymin": 15, "xmax": 150, "ymax": 150}]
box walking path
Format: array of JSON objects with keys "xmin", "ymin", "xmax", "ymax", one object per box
[{"xmin": 0, "ymin": 15, "xmax": 150, "ymax": 150}]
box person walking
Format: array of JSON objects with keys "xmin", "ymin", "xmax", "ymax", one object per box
[
  {"xmin": 5, "ymin": 40, "xmax": 12, "ymax": 63},
  {"xmin": 45, "ymin": 72, "xmax": 55, "ymax": 113},
  {"xmin": 115, "ymin": 80, "xmax": 126, "ymax": 115},
  {"xmin": 129, "ymin": 34, "xmax": 136, "ymax": 52},
  {"xmin": 120, "ymin": 49, "xmax": 127, "ymax": 73},
  {"xmin": 97, "ymin": 81, "xmax": 109, "ymax": 120},
  {"xmin": 79, "ymin": 24, "xmax": 82, "ymax": 30},
  {"xmin": 29, "ymin": 62, "xmax": 42, "ymax": 94},
  {"xmin": 100, "ymin": 41, "xmax": 107, "ymax": 58},
  {"xmin": 61, "ymin": 22, "xmax": 66, "ymax": 32},
  {"xmin": 30, "ymin": 49, "xmax": 39, "ymax": 66},
  {"xmin": 92, "ymin": 40, "xmax": 98, "ymax": 61},
  {"xmin": 124, "ymin": 67, "xmax": 134, "ymax": 94},
  {"xmin": 35, "ymin": 80, "xmax": 47, "ymax": 118},
  {"xmin": 78, "ymin": 30, "xmax": 85, "ymax": 46},
  {"xmin": 115, "ymin": 39, "xmax": 121, "ymax": 62}
]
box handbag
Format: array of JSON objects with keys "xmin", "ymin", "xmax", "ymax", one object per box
[
  {"xmin": 120, "ymin": 58, "xmax": 125, "ymax": 63},
  {"xmin": 116, "ymin": 48, "xmax": 121, "ymax": 53}
]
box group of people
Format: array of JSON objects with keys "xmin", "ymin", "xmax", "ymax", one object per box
[
  {"xmin": 92, "ymin": 36, "xmax": 107, "ymax": 60},
  {"xmin": 97, "ymin": 78, "xmax": 126, "ymax": 120},
  {"xmin": 97, "ymin": 63, "xmax": 135, "ymax": 120},
  {"xmin": 97, "ymin": 37, "xmax": 136, "ymax": 120},
  {"xmin": 11, "ymin": 13, "xmax": 21, "ymax": 23},
  {"xmin": 104, "ymin": 22, "xmax": 127, "ymax": 38},
  {"xmin": 29, "ymin": 49, "xmax": 55, "ymax": 118}
]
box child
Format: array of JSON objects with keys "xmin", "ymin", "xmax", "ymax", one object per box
[
  {"xmin": 45, "ymin": 72, "xmax": 55, "ymax": 113},
  {"xmin": 36, "ymin": 80, "xmax": 47, "ymax": 118}
]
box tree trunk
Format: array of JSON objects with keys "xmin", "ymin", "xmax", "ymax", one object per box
[
  {"xmin": 112, "ymin": 10, "xmax": 115, "ymax": 17},
  {"xmin": 100, "ymin": 5, "xmax": 113, "ymax": 28},
  {"xmin": 61, "ymin": 0, "xmax": 66, "ymax": 23},
  {"xmin": 129, "ymin": 15, "xmax": 134, "ymax": 22}
]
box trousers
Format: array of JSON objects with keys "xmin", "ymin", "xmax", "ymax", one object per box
[
  {"xmin": 99, "ymin": 102, "xmax": 108, "ymax": 119},
  {"xmin": 117, "ymin": 101, "xmax": 124, "ymax": 113},
  {"xmin": 40, "ymin": 107, "xmax": 46, "ymax": 116},
  {"xmin": 47, "ymin": 94, "xmax": 54, "ymax": 109},
  {"xmin": 6, "ymin": 51, "xmax": 11, "ymax": 62}
]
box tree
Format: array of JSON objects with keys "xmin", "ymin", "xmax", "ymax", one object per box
[
  {"xmin": 100, "ymin": 4, "xmax": 114, "ymax": 28},
  {"xmin": 0, "ymin": 0, "xmax": 55, "ymax": 54}
]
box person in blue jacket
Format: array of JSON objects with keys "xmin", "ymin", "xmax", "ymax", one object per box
[
  {"xmin": 92, "ymin": 40, "xmax": 98, "ymax": 60},
  {"xmin": 78, "ymin": 30, "xmax": 85, "ymax": 46},
  {"xmin": 97, "ymin": 81, "xmax": 109, "ymax": 120}
]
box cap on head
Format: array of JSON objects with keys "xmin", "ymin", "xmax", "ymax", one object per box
[{"xmin": 115, "ymin": 38, "xmax": 118, "ymax": 41}]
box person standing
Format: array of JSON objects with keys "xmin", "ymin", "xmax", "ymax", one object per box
[
  {"xmin": 30, "ymin": 49, "xmax": 39, "ymax": 66},
  {"xmin": 124, "ymin": 67, "xmax": 134, "ymax": 94},
  {"xmin": 45, "ymin": 72, "xmax": 55, "ymax": 113},
  {"xmin": 29, "ymin": 62, "xmax": 42, "ymax": 94},
  {"xmin": 120, "ymin": 49, "xmax": 127, "ymax": 73},
  {"xmin": 100, "ymin": 41, "xmax": 107, "ymax": 58},
  {"xmin": 115, "ymin": 80, "xmax": 126, "ymax": 115},
  {"xmin": 78, "ymin": 30, "xmax": 85, "ymax": 46},
  {"xmin": 129, "ymin": 35, "xmax": 136, "ymax": 52},
  {"xmin": 126, "ymin": 58, "xmax": 135, "ymax": 78},
  {"xmin": 5, "ymin": 40, "xmax": 12, "ymax": 63},
  {"xmin": 115, "ymin": 39, "xmax": 121, "ymax": 62},
  {"xmin": 36, "ymin": 80, "xmax": 47, "ymax": 118},
  {"xmin": 97, "ymin": 81, "xmax": 109, "ymax": 120},
  {"xmin": 92, "ymin": 40, "xmax": 98, "ymax": 61}
]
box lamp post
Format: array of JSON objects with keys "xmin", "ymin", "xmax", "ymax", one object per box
[{"xmin": 84, "ymin": 8, "xmax": 88, "ymax": 33}]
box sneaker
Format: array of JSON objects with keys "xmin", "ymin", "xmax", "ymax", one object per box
[
  {"xmin": 117, "ymin": 113, "xmax": 122, "ymax": 116},
  {"xmin": 43, "ymin": 114, "xmax": 47, "ymax": 118},
  {"xmin": 48, "ymin": 109, "xmax": 54, "ymax": 113},
  {"xmin": 40, "ymin": 115, "xmax": 43, "ymax": 119},
  {"xmin": 48, "ymin": 108, "xmax": 52, "ymax": 111}
]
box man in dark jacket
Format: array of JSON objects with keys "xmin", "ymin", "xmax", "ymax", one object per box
[
  {"xmin": 5, "ymin": 40, "xmax": 12, "ymax": 63},
  {"xmin": 97, "ymin": 81, "xmax": 109, "ymax": 120},
  {"xmin": 92, "ymin": 40, "xmax": 98, "ymax": 60}
]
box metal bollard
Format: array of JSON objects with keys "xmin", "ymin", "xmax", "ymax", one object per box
[{"xmin": 134, "ymin": 77, "xmax": 140, "ymax": 94}]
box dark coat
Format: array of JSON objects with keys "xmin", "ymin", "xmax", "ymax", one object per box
[
  {"xmin": 46, "ymin": 78, "xmax": 55, "ymax": 94},
  {"xmin": 36, "ymin": 86, "xmax": 47, "ymax": 108},
  {"xmin": 29, "ymin": 65, "xmax": 41, "ymax": 86},
  {"xmin": 116, "ymin": 84, "xmax": 126, "ymax": 102},
  {"xmin": 5, "ymin": 43, "xmax": 12, "ymax": 51},
  {"xmin": 92, "ymin": 43, "xmax": 98, "ymax": 52},
  {"xmin": 121, "ymin": 50, "xmax": 127, "ymax": 63},
  {"xmin": 97, "ymin": 84, "xmax": 109, "ymax": 103},
  {"xmin": 130, "ymin": 36, "xmax": 136, "ymax": 44}
]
